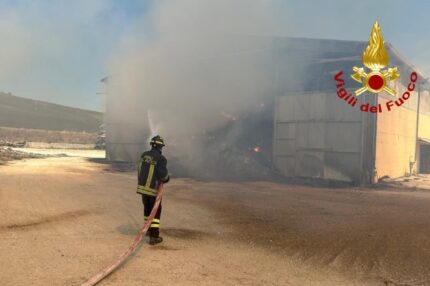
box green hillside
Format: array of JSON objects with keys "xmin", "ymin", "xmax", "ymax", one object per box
[{"xmin": 0, "ymin": 92, "xmax": 102, "ymax": 132}]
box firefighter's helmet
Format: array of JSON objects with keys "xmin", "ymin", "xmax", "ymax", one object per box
[{"xmin": 150, "ymin": 135, "xmax": 165, "ymax": 147}]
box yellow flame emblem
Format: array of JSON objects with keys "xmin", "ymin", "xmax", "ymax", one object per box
[{"xmin": 351, "ymin": 21, "xmax": 399, "ymax": 96}]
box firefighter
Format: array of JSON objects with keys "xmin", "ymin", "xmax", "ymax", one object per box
[{"xmin": 137, "ymin": 135, "xmax": 170, "ymax": 245}]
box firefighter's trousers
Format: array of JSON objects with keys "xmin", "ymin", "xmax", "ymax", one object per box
[{"xmin": 142, "ymin": 194, "xmax": 162, "ymax": 238}]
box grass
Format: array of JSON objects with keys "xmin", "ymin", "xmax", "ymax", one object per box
[{"xmin": 0, "ymin": 92, "xmax": 102, "ymax": 132}]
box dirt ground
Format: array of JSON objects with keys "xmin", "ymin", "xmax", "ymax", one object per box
[{"xmin": 1, "ymin": 152, "xmax": 430, "ymax": 285}]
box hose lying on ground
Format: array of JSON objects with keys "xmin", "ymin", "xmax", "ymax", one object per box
[{"xmin": 81, "ymin": 183, "xmax": 164, "ymax": 286}]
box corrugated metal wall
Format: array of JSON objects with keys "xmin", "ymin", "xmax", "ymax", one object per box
[{"xmin": 273, "ymin": 91, "xmax": 376, "ymax": 184}]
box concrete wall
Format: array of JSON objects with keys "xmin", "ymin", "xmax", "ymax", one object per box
[
  {"xmin": 418, "ymin": 91, "xmax": 430, "ymax": 140},
  {"xmin": 273, "ymin": 91, "xmax": 374, "ymax": 183},
  {"xmin": 375, "ymin": 96, "xmax": 416, "ymax": 178},
  {"xmin": 375, "ymin": 86, "xmax": 430, "ymax": 178},
  {"xmin": 419, "ymin": 113, "xmax": 430, "ymax": 140}
]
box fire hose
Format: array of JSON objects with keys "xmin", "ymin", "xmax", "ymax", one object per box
[{"xmin": 81, "ymin": 183, "xmax": 164, "ymax": 286}]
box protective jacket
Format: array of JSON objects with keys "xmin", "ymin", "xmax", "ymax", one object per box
[{"xmin": 137, "ymin": 148, "xmax": 169, "ymax": 196}]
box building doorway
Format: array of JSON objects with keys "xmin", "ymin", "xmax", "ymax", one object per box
[{"xmin": 419, "ymin": 142, "xmax": 430, "ymax": 174}]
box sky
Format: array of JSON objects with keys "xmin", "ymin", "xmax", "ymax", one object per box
[{"xmin": 0, "ymin": 0, "xmax": 429, "ymax": 111}]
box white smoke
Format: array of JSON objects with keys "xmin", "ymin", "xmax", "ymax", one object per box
[
  {"xmin": 107, "ymin": 0, "xmax": 282, "ymax": 137},
  {"xmin": 106, "ymin": 0, "xmax": 286, "ymax": 178},
  {"xmin": 147, "ymin": 110, "xmax": 162, "ymax": 141}
]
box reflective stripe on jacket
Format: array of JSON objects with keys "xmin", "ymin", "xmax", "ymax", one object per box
[{"xmin": 137, "ymin": 148, "xmax": 169, "ymax": 197}]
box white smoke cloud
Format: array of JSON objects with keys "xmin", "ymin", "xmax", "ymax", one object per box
[{"xmin": 107, "ymin": 0, "xmax": 284, "ymax": 142}]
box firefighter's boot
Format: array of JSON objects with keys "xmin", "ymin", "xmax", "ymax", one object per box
[{"xmin": 149, "ymin": 236, "xmax": 163, "ymax": 245}]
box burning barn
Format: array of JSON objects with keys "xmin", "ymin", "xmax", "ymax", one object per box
[
  {"xmin": 102, "ymin": 36, "xmax": 430, "ymax": 184},
  {"xmin": 271, "ymin": 37, "xmax": 430, "ymax": 184}
]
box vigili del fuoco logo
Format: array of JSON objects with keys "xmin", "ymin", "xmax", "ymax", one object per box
[{"xmin": 333, "ymin": 21, "xmax": 418, "ymax": 113}]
